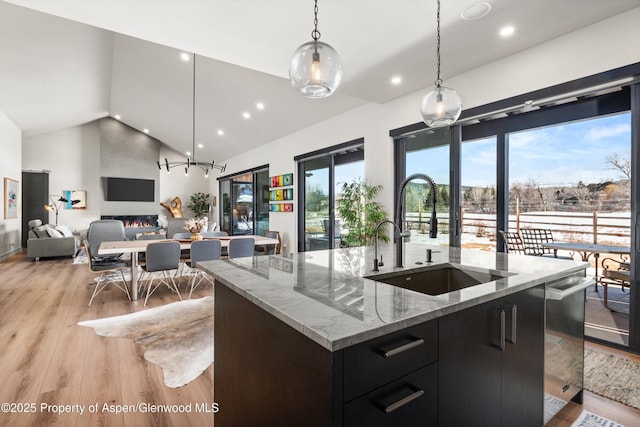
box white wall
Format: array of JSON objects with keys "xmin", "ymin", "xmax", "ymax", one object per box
[
  {"xmin": 0, "ymin": 110, "xmax": 22, "ymax": 259},
  {"xmin": 158, "ymin": 144, "xmax": 211, "ymax": 227},
  {"xmin": 22, "ymin": 119, "xmax": 211, "ymax": 233},
  {"xmin": 216, "ymin": 8, "xmax": 640, "ymax": 252},
  {"xmin": 22, "ymin": 122, "xmax": 101, "ymax": 233}
]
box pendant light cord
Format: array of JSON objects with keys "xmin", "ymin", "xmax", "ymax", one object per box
[
  {"xmin": 435, "ymin": 0, "xmax": 442, "ymax": 88},
  {"xmin": 192, "ymin": 53, "xmax": 196, "ymax": 164},
  {"xmin": 311, "ymin": 0, "xmax": 321, "ymax": 41}
]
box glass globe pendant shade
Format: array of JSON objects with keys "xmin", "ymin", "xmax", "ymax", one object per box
[
  {"xmin": 289, "ymin": 40, "xmax": 343, "ymax": 98},
  {"xmin": 420, "ymin": 86, "xmax": 462, "ymax": 128}
]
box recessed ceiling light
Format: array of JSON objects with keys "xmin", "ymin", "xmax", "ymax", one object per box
[
  {"xmin": 180, "ymin": 52, "xmax": 190, "ymax": 61},
  {"xmin": 197, "ymin": 143, "xmax": 204, "ymax": 149},
  {"xmin": 391, "ymin": 75, "xmax": 403, "ymax": 85},
  {"xmin": 217, "ymin": 129, "xmax": 224, "ymax": 136},
  {"xmin": 500, "ymin": 25, "xmax": 515, "ymax": 37},
  {"xmin": 186, "ymin": 151, "xmax": 191, "ymax": 156},
  {"xmin": 114, "ymin": 114, "xmax": 121, "ymax": 120},
  {"xmin": 243, "ymin": 112, "xmax": 251, "ymax": 119},
  {"xmin": 256, "ymin": 102, "xmax": 265, "ymax": 110},
  {"xmin": 143, "ymin": 128, "xmax": 149, "ymax": 134},
  {"xmin": 460, "ymin": 2, "xmax": 491, "ymax": 20}
]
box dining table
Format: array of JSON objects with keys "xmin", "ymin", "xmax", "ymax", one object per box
[
  {"xmin": 98, "ymin": 235, "xmax": 280, "ymax": 300},
  {"xmin": 541, "ymin": 242, "xmax": 630, "ymax": 290}
]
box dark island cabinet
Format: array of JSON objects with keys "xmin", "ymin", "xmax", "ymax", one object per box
[
  {"xmin": 214, "ymin": 283, "xmax": 439, "ymax": 427},
  {"xmin": 438, "ymin": 284, "xmax": 545, "ymax": 427},
  {"xmin": 342, "ymin": 320, "xmax": 438, "ymax": 426},
  {"xmin": 215, "ymin": 282, "xmax": 543, "ymax": 427}
]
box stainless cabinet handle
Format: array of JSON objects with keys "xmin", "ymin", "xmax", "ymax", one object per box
[
  {"xmin": 507, "ymin": 304, "xmax": 517, "ymax": 344},
  {"xmin": 498, "ymin": 308, "xmax": 505, "ymax": 351},
  {"xmin": 378, "ymin": 337, "xmax": 425, "ymax": 358},
  {"xmin": 379, "ymin": 388, "xmax": 425, "ymax": 413}
]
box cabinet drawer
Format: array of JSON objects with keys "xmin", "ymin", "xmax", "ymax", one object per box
[
  {"xmin": 344, "ymin": 320, "xmax": 437, "ymax": 401},
  {"xmin": 344, "ymin": 362, "xmax": 438, "ymax": 427}
]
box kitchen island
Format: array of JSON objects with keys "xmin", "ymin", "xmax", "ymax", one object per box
[{"xmin": 199, "ymin": 243, "xmax": 588, "ymax": 427}]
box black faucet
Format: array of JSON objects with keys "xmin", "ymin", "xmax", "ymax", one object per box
[
  {"xmin": 372, "ymin": 220, "xmax": 408, "ymax": 271},
  {"xmin": 395, "ymin": 174, "xmax": 438, "ymax": 267}
]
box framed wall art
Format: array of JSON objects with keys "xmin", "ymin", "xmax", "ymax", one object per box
[
  {"xmin": 63, "ymin": 190, "xmax": 87, "ymax": 209},
  {"xmin": 4, "ymin": 178, "xmax": 18, "ymax": 219}
]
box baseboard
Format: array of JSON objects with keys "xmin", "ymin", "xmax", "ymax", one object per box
[{"xmin": 0, "ymin": 248, "xmax": 22, "ymax": 263}]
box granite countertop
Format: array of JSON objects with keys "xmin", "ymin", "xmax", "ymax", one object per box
[{"xmin": 198, "ymin": 243, "xmax": 588, "ymax": 351}]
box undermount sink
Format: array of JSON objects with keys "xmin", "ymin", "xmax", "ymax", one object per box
[{"xmin": 365, "ymin": 263, "xmax": 513, "ymax": 296}]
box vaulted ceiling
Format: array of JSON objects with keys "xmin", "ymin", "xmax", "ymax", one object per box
[{"xmin": 1, "ymin": 0, "xmax": 638, "ymax": 163}]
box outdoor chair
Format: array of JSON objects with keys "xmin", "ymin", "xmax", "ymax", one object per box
[
  {"xmin": 519, "ymin": 228, "xmax": 554, "ymax": 256},
  {"xmin": 187, "ymin": 239, "xmax": 222, "ymax": 298},
  {"xmin": 599, "ymin": 257, "xmax": 630, "ymax": 312},
  {"xmin": 498, "ymin": 230, "xmax": 526, "ymax": 255},
  {"xmin": 519, "ymin": 228, "xmax": 574, "ymax": 259},
  {"xmin": 139, "ymin": 241, "xmax": 182, "ymax": 306}
]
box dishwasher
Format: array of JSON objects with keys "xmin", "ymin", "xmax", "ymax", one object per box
[{"xmin": 544, "ymin": 275, "xmax": 594, "ymax": 423}]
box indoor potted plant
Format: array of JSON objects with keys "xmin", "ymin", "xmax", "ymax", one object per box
[
  {"xmin": 187, "ymin": 192, "xmax": 211, "ymax": 219},
  {"xmin": 336, "ymin": 178, "xmax": 389, "ymax": 247}
]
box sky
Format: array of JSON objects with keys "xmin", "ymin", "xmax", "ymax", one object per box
[
  {"xmin": 306, "ymin": 111, "xmax": 631, "ymax": 194},
  {"xmin": 408, "ymin": 112, "xmax": 631, "ymax": 188}
]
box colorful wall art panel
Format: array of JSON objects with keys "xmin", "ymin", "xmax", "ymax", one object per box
[{"xmin": 270, "ymin": 173, "xmax": 293, "ymax": 188}]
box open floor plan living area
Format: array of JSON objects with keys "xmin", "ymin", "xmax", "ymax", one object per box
[{"xmin": 2, "ymin": 1, "xmax": 640, "ymax": 426}]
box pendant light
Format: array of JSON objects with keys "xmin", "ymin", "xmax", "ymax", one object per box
[
  {"xmin": 420, "ymin": 0, "xmax": 462, "ymax": 127},
  {"xmin": 289, "ymin": 0, "xmax": 343, "ymax": 98},
  {"xmin": 157, "ymin": 53, "xmax": 226, "ymax": 177}
]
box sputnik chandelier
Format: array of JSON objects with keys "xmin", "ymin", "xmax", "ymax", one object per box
[{"xmin": 157, "ymin": 53, "xmax": 226, "ymax": 178}]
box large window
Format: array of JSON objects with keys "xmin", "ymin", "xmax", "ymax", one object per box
[
  {"xmin": 296, "ymin": 140, "xmax": 364, "ymax": 252},
  {"xmin": 392, "ymin": 65, "xmax": 640, "ymax": 352},
  {"xmin": 218, "ymin": 166, "xmax": 270, "ymax": 236},
  {"xmin": 399, "ymin": 129, "xmax": 450, "ymax": 246},
  {"xmin": 461, "ymin": 136, "xmax": 497, "ymax": 250},
  {"xmin": 507, "ymin": 114, "xmax": 631, "ymax": 346}
]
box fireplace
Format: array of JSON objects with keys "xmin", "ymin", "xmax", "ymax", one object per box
[{"xmin": 101, "ymin": 215, "xmax": 159, "ymax": 228}]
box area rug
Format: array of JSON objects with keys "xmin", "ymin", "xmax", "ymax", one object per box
[
  {"xmin": 584, "ymin": 347, "xmax": 640, "ymax": 410},
  {"xmin": 72, "ymin": 248, "xmax": 88, "ymax": 264},
  {"xmin": 78, "ymin": 296, "xmax": 214, "ymax": 388},
  {"xmin": 570, "ymin": 410, "xmax": 624, "ymax": 427}
]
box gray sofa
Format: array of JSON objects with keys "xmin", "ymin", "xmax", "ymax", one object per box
[{"xmin": 26, "ymin": 219, "xmax": 78, "ymax": 260}]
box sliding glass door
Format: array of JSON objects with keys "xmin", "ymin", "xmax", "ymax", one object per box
[
  {"xmin": 218, "ymin": 166, "xmax": 269, "ymax": 236},
  {"xmin": 507, "ymin": 113, "xmax": 632, "ymax": 346},
  {"xmin": 296, "ymin": 140, "xmax": 364, "ymax": 252}
]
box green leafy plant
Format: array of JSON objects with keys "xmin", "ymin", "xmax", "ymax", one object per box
[
  {"xmin": 187, "ymin": 192, "xmax": 211, "ymax": 219},
  {"xmin": 336, "ymin": 179, "xmax": 389, "ymax": 247}
]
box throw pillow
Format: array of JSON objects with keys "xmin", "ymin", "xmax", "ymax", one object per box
[
  {"xmin": 46, "ymin": 227, "xmax": 64, "ymax": 238},
  {"xmin": 55, "ymin": 225, "xmax": 74, "ymax": 237},
  {"xmin": 34, "ymin": 225, "xmax": 50, "ymax": 238}
]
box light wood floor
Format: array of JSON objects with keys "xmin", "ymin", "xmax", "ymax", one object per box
[
  {"xmin": 0, "ymin": 252, "xmax": 213, "ymax": 426},
  {"xmin": 1, "ymin": 251, "xmax": 639, "ymax": 426}
]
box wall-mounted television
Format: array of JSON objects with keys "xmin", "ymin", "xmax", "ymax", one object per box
[{"xmin": 105, "ymin": 177, "xmax": 155, "ymax": 202}]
